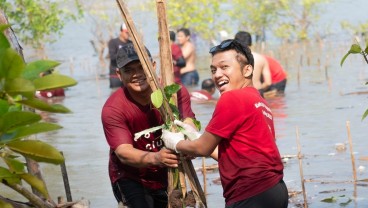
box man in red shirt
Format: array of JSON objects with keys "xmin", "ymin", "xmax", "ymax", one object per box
[
  {"xmin": 162, "ymin": 39, "xmax": 288, "ymax": 208},
  {"xmin": 170, "ymin": 31, "xmax": 186, "ymax": 84},
  {"xmin": 101, "ymin": 43, "xmax": 196, "ymax": 208},
  {"xmin": 264, "ymin": 55, "xmax": 287, "ymax": 93}
]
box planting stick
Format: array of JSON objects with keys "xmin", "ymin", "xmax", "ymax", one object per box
[
  {"xmin": 60, "ymin": 152, "xmax": 72, "ymax": 202},
  {"xmin": 346, "ymin": 121, "xmax": 357, "ymax": 182},
  {"xmin": 155, "ymin": 1, "xmax": 206, "ymax": 206},
  {"xmin": 296, "ymin": 126, "xmax": 308, "ymax": 208},
  {"xmin": 202, "ymin": 157, "xmax": 207, "ymax": 197}
]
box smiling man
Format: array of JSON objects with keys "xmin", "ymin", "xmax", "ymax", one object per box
[
  {"xmin": 101, "ymin": 43, "xmax": 196, "ymax": 208},
  {"xmin": 162, "ymin": 39, "xmax": 288, "ymax": 208}
]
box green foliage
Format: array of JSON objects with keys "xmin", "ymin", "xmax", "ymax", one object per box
[
  {"xmin": 340, "ymin": 44, "xmax": 363, "ymax": 66},
  {"xmin": 274, "ymin": 0, "xmax": 330, "ymax": 41},
  {"xmin": 230, "ymin": 0, "xmax": 284, "ymax": 41},
  {"xmin": 321, "ymin": 195, "xmax": 352, "ymax": 206},
  {"xmin": 0, "ymin": 24, "xmax": 77, "ymax": 204},
  {"xmin": 341, "ymin": 42, "xmax": 368, "ymax": 120},
  {"xmin": 0, "ymin": 0, "xmax": 83, "ymax": 50}
]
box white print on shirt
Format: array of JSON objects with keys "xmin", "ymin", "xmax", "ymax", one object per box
[
  {"xmin": 145, "ymin": 139, "xmax": 164, "ymax": 151},
  {"xmin": 254, "ymin": 101, "xmax": 273, "ymax": 121}
]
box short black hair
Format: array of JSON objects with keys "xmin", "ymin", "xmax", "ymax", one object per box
[
  {"xmin": 201, "ymin": 78, "xmax": 215, "ymax": 92},
  {"xmin": 234, "ymin": 31, "xmax": 252, "ymax": 47},
  {"xmin": 177, "ymin": 28, "xmax": 190, "ymax": 37},
  {"xmin": 169, "ymin": 31, "xmax": 175, "ymax": 42}
]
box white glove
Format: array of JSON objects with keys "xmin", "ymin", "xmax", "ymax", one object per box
[
  {"xmin": 161, "ymin": 129, "xmax": 184, "ymax": 153},
  {"xmin": 174, "ymin": 120, "xmax": 201, "ymax": 141}
]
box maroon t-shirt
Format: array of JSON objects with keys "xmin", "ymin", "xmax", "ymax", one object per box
[
  {"xmin": 206, "ymin": 87, "xmax": 283, "ymax": 205},
  {"xmin": 101, "ymin": 86, "xmax": 195, "ymax": 189}
]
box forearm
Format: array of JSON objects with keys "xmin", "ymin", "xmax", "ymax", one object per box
[
  {"xmin": 176, "ymin": 132, "xmax": 219, "ymax": 157},
  {"xmin": 115, "ymin": 146, "xmax": 157, "ymax": 168}
]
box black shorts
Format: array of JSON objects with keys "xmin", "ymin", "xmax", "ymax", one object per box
[
  {"xmin": 112, "ymin": 178, "xmax": 168, "ymax": 208},
  {"xmin": 226, "ymin": 180, "xmax": 288, "ymax": 208}
]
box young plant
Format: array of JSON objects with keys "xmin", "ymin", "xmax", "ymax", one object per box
[
  {"xmin": 340, "ymin": 42, "xmax": 368, "ymax": 120},
  {"xmin": 0, "ymin": 24, "xmax": 77, "ymax": 207}
]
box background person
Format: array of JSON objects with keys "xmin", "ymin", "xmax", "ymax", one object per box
[
  {"xmin": 235, "ymin": 31, "xmax": 287, "ymax": 96},
  {"xmin": 107, "ymin": 23, "xmax": 132, "ymax": 89},
  {"xmin": 101, "ymin": 42, "xmax": 197, "ymax": 208},
  {"xmin": 190, "ymin": 78, "xmax": 216, "ymax": 102},
  {"xmin": 170, "ymin": 30, "xmax": 186, "ymax": 84},
  {"xmin": 234, "ymin": 31, "xmax": 271, "ymax": 95},
  {"xmin": 162, "ymin": 39, "xmax": 288, "ymax": 208},
  {"xmin": 177, "ymin": 28, "xmax": 199, "ymax": 86}
]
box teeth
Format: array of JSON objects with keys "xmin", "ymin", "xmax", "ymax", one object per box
[{"xmin": 218, "ymin": 80, "xmax": 228, "ymax": 86}]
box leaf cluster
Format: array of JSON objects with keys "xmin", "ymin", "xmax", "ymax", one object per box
[
  {"xmin": 341, "ymin": 43, "xmax": 368, "ymax": 120},
  {"xmin": 0, "ymin": 24, "xmax": 77, "ymax": 205}
]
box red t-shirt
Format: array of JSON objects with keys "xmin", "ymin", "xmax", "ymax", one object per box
[
  {"xmin": 101, "ymin": 86, "xmax": 195, "ymax": 189},
  {"xmin": 205, "ymin": 87, "xmax": 283, "ymax": 205},
  {"xmin": 265, "ymin": 56, "xmax": 287, "ymax": 84},
  {"xmin": 171, "ymin": 43, "xmax": 183, "ymax": 84}
]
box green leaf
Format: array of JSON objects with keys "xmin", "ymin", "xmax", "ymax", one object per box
[
  {"xmin": 339, "ymin": 198, "xmax": 352, "ymax": 207},
  {"xmin": 33, "ymin": 74, "xmax": 77, "ymax": 90},
  {"xmin": 0, "ymin": 111, "xmax": 41, "ymax": 133},
  {"xmin": 7, "ymin": 140, "xmax": 64, "ymax": 164},
  {"xmin": 0, "ymin": 24, "xmax": 11, "ymax": 49},
  {"xmin": 19, "ymin": 173, "xmax": 49, "ymax": 198},
  {"xmin": 0, "ymin": 199, "xmax": 14, "ymax": 208},
  {"xmin": 151, "ymin": 90, "xmax": 164, "ymax": 108},
  {"xmin": 17, "ymin": 98, "xmax": 71, "ymax": 113},
  {"xmin": 0, "ymin": 167, "xmax": 20, "ymax": 185},
  {"xmin": 4, "ymin": 78, "xmax": 35, "ymax": 99},
  {"xmin": 0, "ymin": 122, "xmax": 62, "ymax": 142},
  {"xmin": 164, "ymin": 84, "xmax": 181, "ymax": 98},
  {"xmin": 3, "ymin": 157, "xmax": 25, "ymax": 174},
  {"xmin": 0, "ymin": 100, "xmax": 10, "ymax": 117},
  {"xmin": 22, "ymin": 60, "xmax": 60, "ymax": 81},
  {"xmin": 341, "ymin": 44, "xmax": 364, "ymax": 67},
  {"xmin": 365, "ymin": 45, "xmax": 368, "ymax": 54},
  {"xmin": 321, "ymin": 196, "xmax": 337, "ymax": 203},
  {"xmin": 362, "ymin": 108, "xmax": 368, "ymax": 121},
  {"xmin": 0, "ymin": 48, "xmax": 25, "ymax": 79},
  {"xmin": 169, "ymin": 103, "xmax": 180, "ymax": 120},
  {"xmin": 340, "ymin": 52, "xmax": 350, "ymax": 67},
  {"xmin": 349, "ymin": 44, "xmax": 362, "ymax": 54}
]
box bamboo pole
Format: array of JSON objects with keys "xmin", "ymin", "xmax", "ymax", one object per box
[
  {"xmin": 296, "ymin": 126, "xmax": 308, "ymax": 208},
  {"xmin": 155, "ymin": 1, "xmax": 206, "ymax": 206},
  {"xmin": 346, "ymin": 121, "xmax": 357, "ymax": 182},
  {"xmin": 115, "ymin": 0, "xmax": 174, "ymax": 123},
  {"xmin": 115, "ymin": 0, "xmax": 206, "ymax": 207},
  {"xmin": 202, "ymin": 157, "xmax": 207, "ymax": 197}
]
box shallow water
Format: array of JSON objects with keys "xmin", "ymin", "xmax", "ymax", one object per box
[{"xmin": 2, "ymin": 1, "xmax": 368, "ymax": 207}]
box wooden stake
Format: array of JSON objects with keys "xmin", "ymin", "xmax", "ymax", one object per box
[
  {"xmin": 116, "ymin": 0, "xmax": 206, "ymax": 207},
  {"xmin": 60, "ymin": 152, "xmax": 72, "ymax": 202},
  {"xmin": 202, "ymin": 157, "xmax": 207, "ymax": 197},
  {"xmin": 346, "ymin": 121, "xmax": 357, "ymax": 182},
  {"xmin": 296, "ymin": 126, "xmax": 308, "ymax": 208}
]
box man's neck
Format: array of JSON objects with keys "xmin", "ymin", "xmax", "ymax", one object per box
[{"xmin": 128, "ymin": 89, "xmax": 152, "ymax": 106}]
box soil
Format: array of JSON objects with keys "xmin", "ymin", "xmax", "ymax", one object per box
[{"xmin": 169, "ymin": 189, "xmax": 196, "ymax": 208}]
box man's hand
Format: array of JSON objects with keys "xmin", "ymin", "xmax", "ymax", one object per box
[
  {"xmin": 161, "ymin": 129, "xmax": 184, "ymax": 153},
  {"xmin": 174, "ymin": 120, "xmax": 201, "ymax": 141},
  {"xmin": 154, "ymin": 148, "xmax": 180, "ymax": 168}
]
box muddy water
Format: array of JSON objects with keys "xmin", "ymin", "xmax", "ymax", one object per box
[{"xmin": 2, "ymin": 2, "xmax": 368, "ymax": 208}]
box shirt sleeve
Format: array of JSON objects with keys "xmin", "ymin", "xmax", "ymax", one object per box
[{"xmin": 101, "ymin": 105, "xmax": 133, "ymax": 150}]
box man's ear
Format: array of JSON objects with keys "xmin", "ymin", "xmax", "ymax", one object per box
[
  {"xmin": 152, "ymin": 61, "xmax": 156, "ymax": 70},
  {"xmin": 116, "ymin": 68, "xmax": 123, "ymax": 81},
  {"xmin": 243, "ymin": 64, "xmax": 253, "ymax": 78}
]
